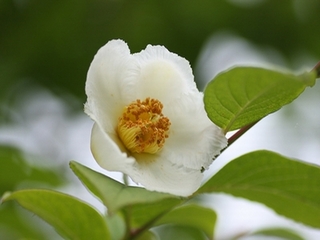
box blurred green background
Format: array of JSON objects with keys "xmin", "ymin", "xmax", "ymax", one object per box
[
  {"xmin": 1, "ymin": 0, "xmax": 320, "ymax": 102},
  {"xmin": 1, "ymin": 0, "xmax": 320, "ymax": 239}
]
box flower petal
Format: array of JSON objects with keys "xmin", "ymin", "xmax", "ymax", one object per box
[
  {"xmin": 112, "ymin": 43, "xmax": 228, "ymax": 170},
  {"xmin": 129, "ymin": 154, "xmax": 204, "ymax": 197},
  {"xmin": 121, "ymin": 44, "xmax": 199, "ymax": 105},
  {"xmin": 91, "ymin": 122, "xmax": 202, "ymax": 197},
  {"xmin": 84, "ymin": 39, "xmax": 135, "ymax": 134},
  {"xmin": 91, "ymin": 123, "xmax": 135, "ymax": 171},
  {"xmin": 162, "ymin": 94, "xmax": 228, "ymax": 170},
  {"xmin": 86, "ymin": 39, "xmax": 228, "ymax": 196}
]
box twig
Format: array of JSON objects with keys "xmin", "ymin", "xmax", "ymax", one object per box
[
  {"xmin": 312, "ymin": 61, "xmax": 320, "ymax": 78},
  {"xmin": 220, "ymin": 121, "xmax": 258, "ymax": 154}
]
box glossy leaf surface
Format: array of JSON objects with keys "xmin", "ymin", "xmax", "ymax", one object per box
[
  {"xmin": 197, "ymin": 150, "xmax": 320, "ymax": 228},
  {"xmin": 204, "ymin": 67, "xmax": 317, "ymax": 132},
  {"xmin": 123, "ymin": 197, "xmax": 182, "ymax": 229},
  {"xmin": 2, "ymin": 189, "xmax": 110, "ymax": 240},
  {"xmin": 154, "ymin": 204, "xmax": 216, "ymax": 238}
]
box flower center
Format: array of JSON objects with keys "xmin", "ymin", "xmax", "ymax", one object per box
[{"xmin": 117, "ymin": 98, "xmax": 171, "ymax": 154}]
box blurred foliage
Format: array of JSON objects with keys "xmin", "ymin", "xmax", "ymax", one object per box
[
  {"xmin": 252, "ymin": 227, "xmax": 305, "ymax": 240},
  {"xmin": 0, "ymin": 145, "xmax": 65, "ymax": 239},
  {"xmin": 1, "ymin": 0, "xmax": 320, "ymax": 109},
  {"xmin": 0, "ymin": 145, "xmax": 64, "ymax": 195}
]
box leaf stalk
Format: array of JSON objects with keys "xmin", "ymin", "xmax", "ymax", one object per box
[
  {"xmin": 312, "ymin": 61, "xmax": 320, "ymax": 78},
  {"xmin": 222, "ymin": 121, "xmax": 258, "ymax": 153}
]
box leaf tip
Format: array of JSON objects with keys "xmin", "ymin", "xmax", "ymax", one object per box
[
  {"xmin": 302, "ymin": 61, "xmax": 320, "ymax": 87},
  {"xmin": 69, "ymin": 160, "xmax": 78, "ymax": 170},
  {"xmin": 298, "ymin": 71, "xmax": 316, "ymax": 87},
  {"xmin": 1, "ymin": 191, "xmax": 12, "ymax": 203}
]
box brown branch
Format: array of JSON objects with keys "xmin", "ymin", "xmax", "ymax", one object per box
[
  {"xmin": 221, "ymin": 121, "xmax": 258, "ymax": 153},
  {"xmin": 312, "ymin": 61, "xmax": 320, "ymax": 78}
]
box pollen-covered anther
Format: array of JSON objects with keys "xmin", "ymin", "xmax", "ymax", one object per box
[{"xmin": 117, "ymin": 98, "xmax": 171, "ymax": 154}]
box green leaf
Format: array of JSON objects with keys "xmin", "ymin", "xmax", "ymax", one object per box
[
  {"xmin": 154, "ymin": 204, "xmax": 216, "ymax": 239},
  {"xmin": 0, "ymin": 145, "xmax": 64, "ymax": 239},
  {"xmin": 2, "ymin": 189, "xmax": 110, "ymax": 240},
  {"xmin": 136, "ymin": 231, "xmax": 159, "ymax": 240},
  {"xmin": 0, "ymin": 201, "xmax": 52, "ymax": 240},
  {"xmin": 70, "ymin": 161, "xmax": 181, "ymax": 213},
  {"xmin": 123, "ymin": 197, "xmax": 182, "ymax": 229},
  {"xmin": 252, "ymin": 227, "xmax": 304, "ymax": 240},
  {"xmin": 105, "ymin": 213, "xmax": 126, "ymax": 240},
  {"xmin": 197, "ymin": 150, "xmax": 320, "ymax": 228},
  {"xmin": 70, "ymin": 161, "xmax": 183, "ymax": 235},
  {"xmin": 155, "ymin": 225, "xmax": 207, "ymax": 240},
  {"xmin": 204, "ymin": 67, "xmax": 317, "ymax": 132}
]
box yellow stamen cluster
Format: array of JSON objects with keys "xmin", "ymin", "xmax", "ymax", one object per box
[{"xmin": 117, "ymin": 98, "xmax": 171, "ymax": 154}]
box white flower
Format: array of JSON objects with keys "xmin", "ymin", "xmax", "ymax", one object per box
[{"xmin": 84, "ymin": 39, "xmax": 227, "ymax": 197}]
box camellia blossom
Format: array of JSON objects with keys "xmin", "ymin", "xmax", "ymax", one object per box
[{"xmin": 84, "ymin": 39, "xmax": 227, "ymax": 197}]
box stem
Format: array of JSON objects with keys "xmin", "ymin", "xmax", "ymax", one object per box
[
  {"xmin": 312, "ymin": 61, "xmax": 320, "ymax": 78},
  {"xmin": 123, "ymin": 173, "xmax": 129, "ymax": 186},
  {"xmin": 222, "ymin": 121, "xmax": 258, "ymax": 152}
]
